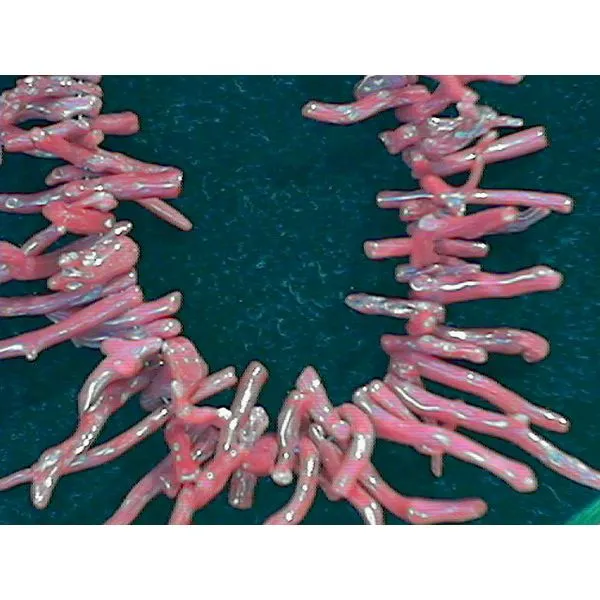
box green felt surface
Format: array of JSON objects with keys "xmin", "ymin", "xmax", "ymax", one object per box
[{"xmin": 0, "ymin": 76, "xmax": 598, "ymax": 525}]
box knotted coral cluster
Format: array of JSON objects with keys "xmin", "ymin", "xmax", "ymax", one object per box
[{"xmin": 0, "ymin": 75, "xmax": 597, "ymax": 525}]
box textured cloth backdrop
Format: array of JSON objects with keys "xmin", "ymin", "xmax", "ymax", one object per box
[{"xmin": 0, "ymin": 75, "xmax": 598, "ymax": 524}]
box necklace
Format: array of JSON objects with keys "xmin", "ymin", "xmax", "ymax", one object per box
[{"xmin": 0, "ymin": 75, "xmax": 597, "ymax": 524}]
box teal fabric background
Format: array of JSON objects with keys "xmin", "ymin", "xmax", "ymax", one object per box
[{"xmin": 0, "ymin": 76, "xmax": 598, "ymax": 524}]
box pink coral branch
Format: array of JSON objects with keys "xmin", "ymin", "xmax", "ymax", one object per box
[
  {"xmin": 0, "ymin": 285, "xmax": 143, "ymax": 360},
  {"xmin": 264, "ymin": 437, "xmax": 320, "ymax": 524}
]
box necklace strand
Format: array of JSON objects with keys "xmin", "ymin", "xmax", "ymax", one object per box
[{"xmin": 0, "ymin": 75, "xmax": 597, "ymax": 524}]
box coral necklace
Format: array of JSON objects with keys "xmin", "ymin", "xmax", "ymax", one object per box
[{"xmin": 0, "ymin": 75, "xmax": 597, "ymax": 524}]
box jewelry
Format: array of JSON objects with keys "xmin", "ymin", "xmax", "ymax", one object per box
[{"xmin": 0, "ymin": 75, "xmax": 596, "ymax": 524}]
